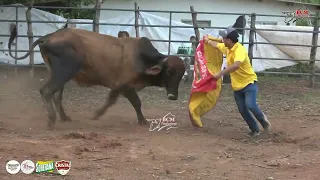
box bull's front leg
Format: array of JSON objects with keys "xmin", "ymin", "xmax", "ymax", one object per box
[
  {"xmin": 91, "ymin": 89, "xmax": 120, "ymax": 120},
  {"xmin": 121, "ymin": 87, "xmax": 147, "ymax": 125}
]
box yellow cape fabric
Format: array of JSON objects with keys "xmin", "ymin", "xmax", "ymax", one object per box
[{"xmin": 188, "ymin": 36, "xmax": 223, "ymax": 128}]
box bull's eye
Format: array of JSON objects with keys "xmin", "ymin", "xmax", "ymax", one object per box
[{"xmin": 167, "ymin": 69, "xmax": 175, "ymax": 76}]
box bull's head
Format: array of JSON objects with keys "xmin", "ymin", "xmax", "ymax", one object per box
[{"xmin": 144, "ymin": 56, "xmax": 186, "ymax": 100}]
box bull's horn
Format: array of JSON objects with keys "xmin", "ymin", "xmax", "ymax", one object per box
[{"xmin": 163, "ymin": 57, "xmax": 168, "ymax": 63}]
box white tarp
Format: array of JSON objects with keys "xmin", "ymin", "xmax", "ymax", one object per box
[
  {"xmin": 0, "ymin": 4, "xmax": 304, "ymax": 72},
  {"xmin": 0, "ymin": 4, "xmax": 67, "ymax": 65},
  {"xmin": 255, "ymin": 25, "xmax": 320, "ymax": 69}
]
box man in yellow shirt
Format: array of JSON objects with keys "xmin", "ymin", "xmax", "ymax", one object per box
[{"xmin": 204, "ymin": 27, "xmax": 271, "ymax": 136}]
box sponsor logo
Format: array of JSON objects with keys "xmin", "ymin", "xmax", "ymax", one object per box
[
  {"xmin": 35, "ymin": 161, "xmax": 54, "ymax": 173},
  {"xmin": 20, "ymin": 160, "xmax": 35, "ymax": 174},
  {"xmin": 282, "ymin": 6, "xmax": 311, "ymax": 25},
  {"xmin": 55, "ymin": 160, "xmax": 71, "ymax": 175},
  {"xmin": 146, "ymin": 113, "xmax": 178, "ymax": 131},
  {"xmin": 6, "ymin": 160, "xmax": 20, "ymax": 174}
]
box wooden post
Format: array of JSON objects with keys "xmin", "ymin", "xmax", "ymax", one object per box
[
  {"xmin": 168, "ymin": 12, "xmax": 172, "ymax": 55},
  {"xmin": 248, "ymin": 13, "xmax": 256, "ymax": 65},
  {"xmin": 26, "ymin": 0, "xmax": 34, "ymax": 78},
  {"xmin": 93, "ymin": 0, "xmax": 101, "ymax": 32},
  {"xmin": 190, "ymin": 6, "xmax": 200, "ymax": 83},
  {"xmin": 309, "ymin": 10, "xmax": 320, "ymax": 88},
  {"xmin": 134, "ymin": 2, "xmax": 140, "ymax": 38},
  {"xmin": 15, "ymin": 6, "xmax": 18, "ymax": 76},
  {"xmin": 190, "ymin": 6, "xmax": 200, "ymax": 41},
  {"xmin": 66, "ymin": 19, "xmax": 76, "ymax": 28}
]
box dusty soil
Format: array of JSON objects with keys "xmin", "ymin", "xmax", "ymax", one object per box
[{"xmin": 0, "ymin": 67, "xmax": 320, "ymax": 180}]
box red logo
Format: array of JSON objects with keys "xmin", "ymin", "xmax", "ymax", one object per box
[
  {"xmin": 295, "ymin": 8, "xmax": 309, "ymax": 18},
  {"xmin": 55, "ymin": 160, "xmax": 71, "ymax": 175}
]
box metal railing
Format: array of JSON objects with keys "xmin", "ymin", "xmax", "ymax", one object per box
[{"xmin": 0, "ymin": 4, "xmax": 319, "ymax": 86}]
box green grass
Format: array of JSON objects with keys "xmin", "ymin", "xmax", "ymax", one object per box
[
  {"xmin": 302, "ymin": 92, "xmax": 320, "ymax": 104},
  {"xmin": 258, "ymin": 75, "xmax": 303, "ymax": 82},
  {"xmin": 261, "ymin": 63, "xmax": 319, "ymax": 82},
  {"xmin": 265, "ymin": 63, "xmax": 311, "ymax": 73}
]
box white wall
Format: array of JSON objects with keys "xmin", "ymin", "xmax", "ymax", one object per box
[{"xmin": 93, "ymin": 0, "xmax": 317, "ymax": 27}]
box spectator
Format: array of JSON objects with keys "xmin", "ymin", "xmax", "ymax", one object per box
[
  {"xmin": 177, "ymin": 35, "xmax": 198, "ymax": 82},
  {"xmin": 118, "ymin": 31, "xmax": 130, "ymax": 38}
]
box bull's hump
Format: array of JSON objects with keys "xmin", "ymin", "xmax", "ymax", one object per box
[{"xmin": 70, "ymin": 28, "xmax": 117, "ymax": 40}]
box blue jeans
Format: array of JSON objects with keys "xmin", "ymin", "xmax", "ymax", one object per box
[{"xmin": 233, "ymin": 81, "xmax": 266, "ymax": 132}]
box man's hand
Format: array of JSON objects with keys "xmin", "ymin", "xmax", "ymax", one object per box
[
  {"xmin": 213, "ymin": 61, "xmax": 241, "ymax": 80},
  {"xmin": 213, "ymin": 72, "xmax": 223, "ymax": 79},
  {"xmin": 203, "ymin": 35, "xmax": 210, "ymax": 44},
  {"xmin": 203, "ymin": 35, "xmax": 218, "ymax": 48}
]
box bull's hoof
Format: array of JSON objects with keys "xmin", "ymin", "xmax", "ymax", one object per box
[
  {"xmin": 91, "ymin": 115, "xmax": 99, "ymax": 120},
  {"xmin": 91, "ymin": 115, "xmax": 100, "ymax": 120},
  {"xmin": 47, "ymin": 122, "xmax": 55, "ymax": 130},
  {"xmin": 47, "ymin": 113, "xmax": 56, "ymax": 130},
  {"xmin": 48, "ymin": 113, "xmax": 56, "ymax": 121},
  {"xmin": 91, "ymin": 110, "xmax": 104, "ymax": 120},
  {"xmin": 167, "ymin": 94, "xmax": 177, "ymax": 100},
  {"xmin": 61, "ymin": 115, "xmax": 72, "ymax": 122},
  {"xmin": 138, "ymin": 119, "xmax": 148, "ymax": 125},
  {"xmin": 47, "ymin": 126, "xmax": 55, "ymax": 130}
]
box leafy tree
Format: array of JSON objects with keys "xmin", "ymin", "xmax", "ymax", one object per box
[
  {"xmin": 0, "ymin": 0, "xmax": 96, "ymax": 19},
  {"xmin": 300, "ymin": 0, "xmax": 320, "ymax": 4},
  {"xmin": 294, "ymin": 0, "xmax": 320, "ymax": 26}
]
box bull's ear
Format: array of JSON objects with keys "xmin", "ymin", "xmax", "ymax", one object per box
[{"xmin": 145, "ymin": 65, "xmax": 162, "ymax": 75}]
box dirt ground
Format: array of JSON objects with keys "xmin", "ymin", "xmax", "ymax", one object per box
[{"xmin": 0, "ymin": 67, "xmax": 320, "ymax": 180}]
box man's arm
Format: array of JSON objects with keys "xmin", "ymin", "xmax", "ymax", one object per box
[
  {"xmin": 215, "ymin": 50, "xmax": 246, "ymax": 78},
  {"xmin": 207, "ymin": 40, "xmax": 219, "ymax": 48},
  {"xmin": 203, "ymin": 36, "xmax": 226, "ymax": 53},
  {"xmin": 220, "ymin": 61, "xmax": 241, "ymax": 76},
  {"xmin": 207, "ymin": 41, "xmax": 227, "ymax": 55}
]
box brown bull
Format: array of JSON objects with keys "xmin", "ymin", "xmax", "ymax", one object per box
[{"xmin": 7, "ymin": 24, "xmax": 185, "ymax": 130}]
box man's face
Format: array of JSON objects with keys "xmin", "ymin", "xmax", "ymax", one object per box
[
  {"xmin": 118, "ymin": 32, "xmax": 129, "ymax": 38},
  {"xmin": 121, "ymin": 33, "xmax": 128, "ymax": 38},
  {"xmin": 222, "ymin": 37, "xmax": 232, "ymax": 47}
]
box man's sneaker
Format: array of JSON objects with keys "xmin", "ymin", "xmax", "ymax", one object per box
[
  {"xmin": 248, "ymin": 130, "xmax": 260, "ymax": 137},
  {"xmin": 261, "ymin": 113, "xmax": 271, "ymax": 132}
]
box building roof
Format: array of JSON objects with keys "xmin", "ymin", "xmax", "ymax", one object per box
[{"xmin": 276, "ymin": 0, "xmax": 320, "ymax": 7}]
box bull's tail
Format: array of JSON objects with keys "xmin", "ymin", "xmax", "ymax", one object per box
[{"xmin": 8, "ymin": 23, "xmax": 45, "ymax": 60}]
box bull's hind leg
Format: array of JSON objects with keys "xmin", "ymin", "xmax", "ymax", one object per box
[
  {"xmin": 53, "ymin": 86, "xmax": 72, "ymax": 122},
  {"xmin": 41, "ymin": 52, "xmax": 81, "ymax": 129},
  {"xmin": 39, "ymin": 79, "xmax": 56, "ymax": 129},
  {"xmin": 121, "ymin": 87, "xmax": 147, "ymax": 125},
  {"xmin": 91, "ymin": 90, "xmax": 120, "ymax": 120}
]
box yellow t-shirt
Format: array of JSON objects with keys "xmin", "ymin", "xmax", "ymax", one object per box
[{"xmin": 216, "ymin": 42, "xmax": 257, "ymax": 91}]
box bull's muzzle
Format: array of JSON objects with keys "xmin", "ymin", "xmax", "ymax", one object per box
[{"xmin": 167, "ymin": 93, "xmax": 177, "ymax": 100}]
